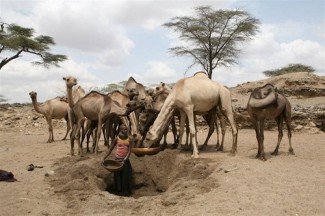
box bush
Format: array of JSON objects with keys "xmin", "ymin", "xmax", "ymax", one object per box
[{"xmin": 263, "ymin": 63, "xmax": 315, "ymax": 77}]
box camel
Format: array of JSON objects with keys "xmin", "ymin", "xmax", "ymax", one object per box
[
  {"xmin": 152, "ymin": 81, "xmax": 226, "ymax": 150},
  {"xmin": 29, "ymin": 91, "xmax": 70, "ymax": 143},
  {"xmin": 124, "ymin": 76, "xmax": 153, "ymax": 109},
  {"xmin": 143, "ymin": 72, "xmax": 238, "ymax": 158},
  {"xmin": 247, "ymin": 83, "xmax": 294, "ymax": 161},
  {"xmin": 104, "ymin": 90, "xmax": 142, "ymax": 148},
  {"xmin": 68, "ymin": 90, "xmax": 136, "ymax": 155}
]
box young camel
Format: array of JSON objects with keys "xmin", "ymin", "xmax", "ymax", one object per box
[
  {"xmin": 143, "ymin": 72, "xmax": 238, "ymax": 158},
  {"xmin": 247, "ymin": 83, "xmax": 294, "ymax": 161},
  {"xmin": 29, "ymin": 91, "xmax": 70, "ymax": 143}
]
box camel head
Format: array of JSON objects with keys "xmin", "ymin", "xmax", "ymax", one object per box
[
  {"xmin": 63, "ymin": 76, "xmax": 78, "ymax": 88},
  {"xmin": 248, "ymin": 83, "xmax": 278, "ymax": 108},
  {"xmin": 143, "ymin": 131, "xmax": 160, "ymax": 148},
  {"xmin": 29, "ymin": 91, "xmax": 37, "ymax": 100}
]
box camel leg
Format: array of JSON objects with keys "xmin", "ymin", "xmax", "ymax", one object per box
[
  {"xmin": 171, "ymin": 117, "xmax": 178, "ymax": 146},
  {"xmin": 217, "ymin": 113, "xmax": 226, "ymax": 151},
  {"xmin": 174, "ymin": 111, "xmax": 186, "ymax": 149},
  {"xmin": 70, "ymin": 125, "xmax": 77, "ymax": 156},
  {"xmin": 284, "ymin": 115, "xmax": 294, "ymax": 155},
  {"xmin": 46, "ymin": 118, "xmax": 54, "ymax": 143},
  {"xmin": 81, "ymin": 120, "xmax": 91, "ymax": 152},
  {"xmin": 161, "ymin": 127, "xmax": 168, "ymax": 150},
  {"xmin": 62, "ymin": 115, "xmax": 70, "ymax": 140},
  {"xmin": 252, "ymin": 119, "xmax": 265, "ymax": 159},
  {"xmin": 75, "ymin": 118, "xmax": 85, "ymax": 156},
  {"xmin": 184, "ymin": 107, "xmax": 199, "ymax": 158},
  {"xmin": 220, "ymin": 108, "xmax": 238, "ymax": 155},
  {"xmin": 258, "ymin": 119, "xmax": 266, "ymax": 161},
  {"xmin": 200, "ymin": 110, "xmax": 216, "ymax": 150},
  {"xmin": 94, "ymin": 117, "xmax": 103, "ymax": 154},
  {"xmin": 272, "ymin": 116, "xmax": 283, "ymax": 155},
  {"xmin": 253, "ymin": 121, "xmax": 260, "ymax": 157}
]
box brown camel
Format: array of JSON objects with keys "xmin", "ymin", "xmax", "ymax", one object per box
[
  {"xmin": 124, "ymin": 76, "xmax": 153, "ymax": 109},
  {"xmin": 143, "ymin": 72, "xmax": 238, "ymax": 158},
  {"xmin": 247, "ymin": 83, "xmax": 294, "ymax": 161},
  {"xmin": 104, "ymin": 90, "xmax": 142, "ymax": 147},
  {"xmin": 29, "ymin": 91, "xmax": 70, "ymax": 143},
  {"xmin": 69, "ymin": 90, "xmax": 135, "ymax": 155}
]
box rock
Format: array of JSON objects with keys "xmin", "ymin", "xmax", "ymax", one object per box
[
  {"xmin": 294, "ymin": 125, "xmax": 304, "ymax": 131},
  {"xmin": 308, "ymin": 121, "xmax": 316, "ymax": 127}
]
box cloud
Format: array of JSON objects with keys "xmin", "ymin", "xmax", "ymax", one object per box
[
  {"xmin": 0, "ymin": 58, "xmax": 99, "ymax": 103},
  {"xmin": 215, "ymin": 23, "xmax": 325, "ymax": 87}
]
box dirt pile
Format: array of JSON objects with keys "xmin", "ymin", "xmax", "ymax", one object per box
[{"xmin": 234, "ymin": 72, "xmax": 325, "ymax": 97}]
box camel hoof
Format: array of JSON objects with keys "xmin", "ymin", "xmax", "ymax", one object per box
[
  {"xmin": 216, "ymin": 146, "xmax": 223, "ymax": 151},
  {"xmin": 271, "ymin": 151, "xmax": 278, "ymax": 156},
  {"xmin": 258, "ymin": 156, "xmax": 267, "ymax": 161},
  {"xmin": 289, "ymin": 148, "xmax": 295, "ymax": 155},
  {"xmin": 199, "ymin": 144, "xmax": 207, "ymax": 150},
  {"xmin": 171, "ymin": 144, "xmax": 178, "ymax": 149},
  {"xmin": 191, "ymin": 154, "xmax": 200, "ymax": 159}
]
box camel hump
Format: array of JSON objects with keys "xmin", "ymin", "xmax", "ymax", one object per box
[
  {"xmin": 193, "ymin": 71, "xmax": 208, "ymax": 78},
  {"xmin": 248, "ymin": 83, "xmax": 277, "ymax": 108}
]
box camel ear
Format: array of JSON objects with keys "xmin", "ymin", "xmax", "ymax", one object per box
[
  {"xmin": 162, "ymin": 82, "xmax": 165, "ymax": 87},
  {"xmin": 63, "ymin": 77, "xmax": 66, "ymax": 80}
]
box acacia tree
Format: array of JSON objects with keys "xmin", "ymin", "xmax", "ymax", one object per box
[
  {"xmin": 163, "ymin": 6, "xmax": 260, "ymax": 79},
  {"xmin": 0, "ymin": 20, "xmax": 67, "ymax": 70}
]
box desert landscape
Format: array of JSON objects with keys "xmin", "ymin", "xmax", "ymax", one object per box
[{"xmin": 0, "ymin": 72, "xmax": 324, "ymax": 216}]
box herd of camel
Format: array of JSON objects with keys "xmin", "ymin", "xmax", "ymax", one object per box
[{"xmin": 29, "ymin": 71, "xmax": 295, "ymax": 161}]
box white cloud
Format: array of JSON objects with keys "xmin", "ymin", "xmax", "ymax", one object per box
[
  {"xmin": 214, "ymin": 23, "xmax": 325, "ymax": 87},
  {"xmin": 140, "ymin": 61, "xmax": 178, "ymax": 83},
  {"xmin": 0, "ymin": 58, "xmax": 99, "ymax": 103}
]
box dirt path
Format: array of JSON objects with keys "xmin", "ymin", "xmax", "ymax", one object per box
[{"xmin": 0, "ymin": 127, "xmax": 324, "ymax": 216}]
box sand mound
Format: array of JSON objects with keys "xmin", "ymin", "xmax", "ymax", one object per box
[{"xmin": 234, "ymin": 72, "xmax": 325, "ymax": 97}]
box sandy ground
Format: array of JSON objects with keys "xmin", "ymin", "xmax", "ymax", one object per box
[{"xmin": 0, "ymin": 126, "xmax": 324, "ymax": 216}]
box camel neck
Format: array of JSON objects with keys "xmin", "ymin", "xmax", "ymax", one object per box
[
  {"xmin": 31, "ymin": 98, "xmax": 43, "ymax": 114},
  {"xmin": 67, "ymin": 86, "xmax": 74, "ymax": 108},
  {"xmin": 149, "ymin": 96, "xmax": 174, "ymax": 140}
]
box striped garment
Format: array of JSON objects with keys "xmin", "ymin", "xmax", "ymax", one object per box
[{"xmin": 115, "ymin": 136, "xmax": 130, "ymax": 160}]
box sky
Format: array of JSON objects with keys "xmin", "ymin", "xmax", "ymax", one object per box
[{"xmin": 0, "ymin": 0, "xmax": 324, "ymax": 103}]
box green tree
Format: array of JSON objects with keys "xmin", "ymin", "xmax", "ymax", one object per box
[
  {"xmin": 163, "ymin": 6, "xmax": 259, "ymax": 79},
  {"xmin": 0, "ymin": 20, "xmax": 67, "ymax": 70},
  {"xmin": 263, "ymin": 63, "xmax": 315, "ymax": 77}
]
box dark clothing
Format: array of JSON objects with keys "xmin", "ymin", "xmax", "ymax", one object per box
[{"xmin": 113, "ymin": 159, "xmax": 133, "ymax": 196}]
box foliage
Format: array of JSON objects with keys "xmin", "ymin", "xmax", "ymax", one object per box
[
  {"xmin": 0, "ymin": 94, "xmax": 7, "ymax": 103},
  {"xmin": 163, "ymin": 6, "xmax": 260, "ymax": 79},
  {"xmin": 0, "ymin": 20, "xmax": 67, "ymax": 69},
  {"xmin": 263, "ymin": 64, "xmax": 315, "ymax": 77}
]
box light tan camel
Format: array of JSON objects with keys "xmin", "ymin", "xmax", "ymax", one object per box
[
  {"xmin": 153, "ymin": 82, "xmax": 226, "ymax": 150},
  {"xmin": 29, "ymin": 91, "xmax": 70, "ymax": 143},
  {"xmin": 247, "ymin": 83, "xmax": 294, "ymax": 161},
  {"xmin": 143, "ymin": 72, "xmax": 238, "ymax": 158}
]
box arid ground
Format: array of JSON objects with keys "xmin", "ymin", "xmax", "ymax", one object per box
[{"xmin": 0, "ymin": 72, "xmax": 324, "ymax": 216}]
